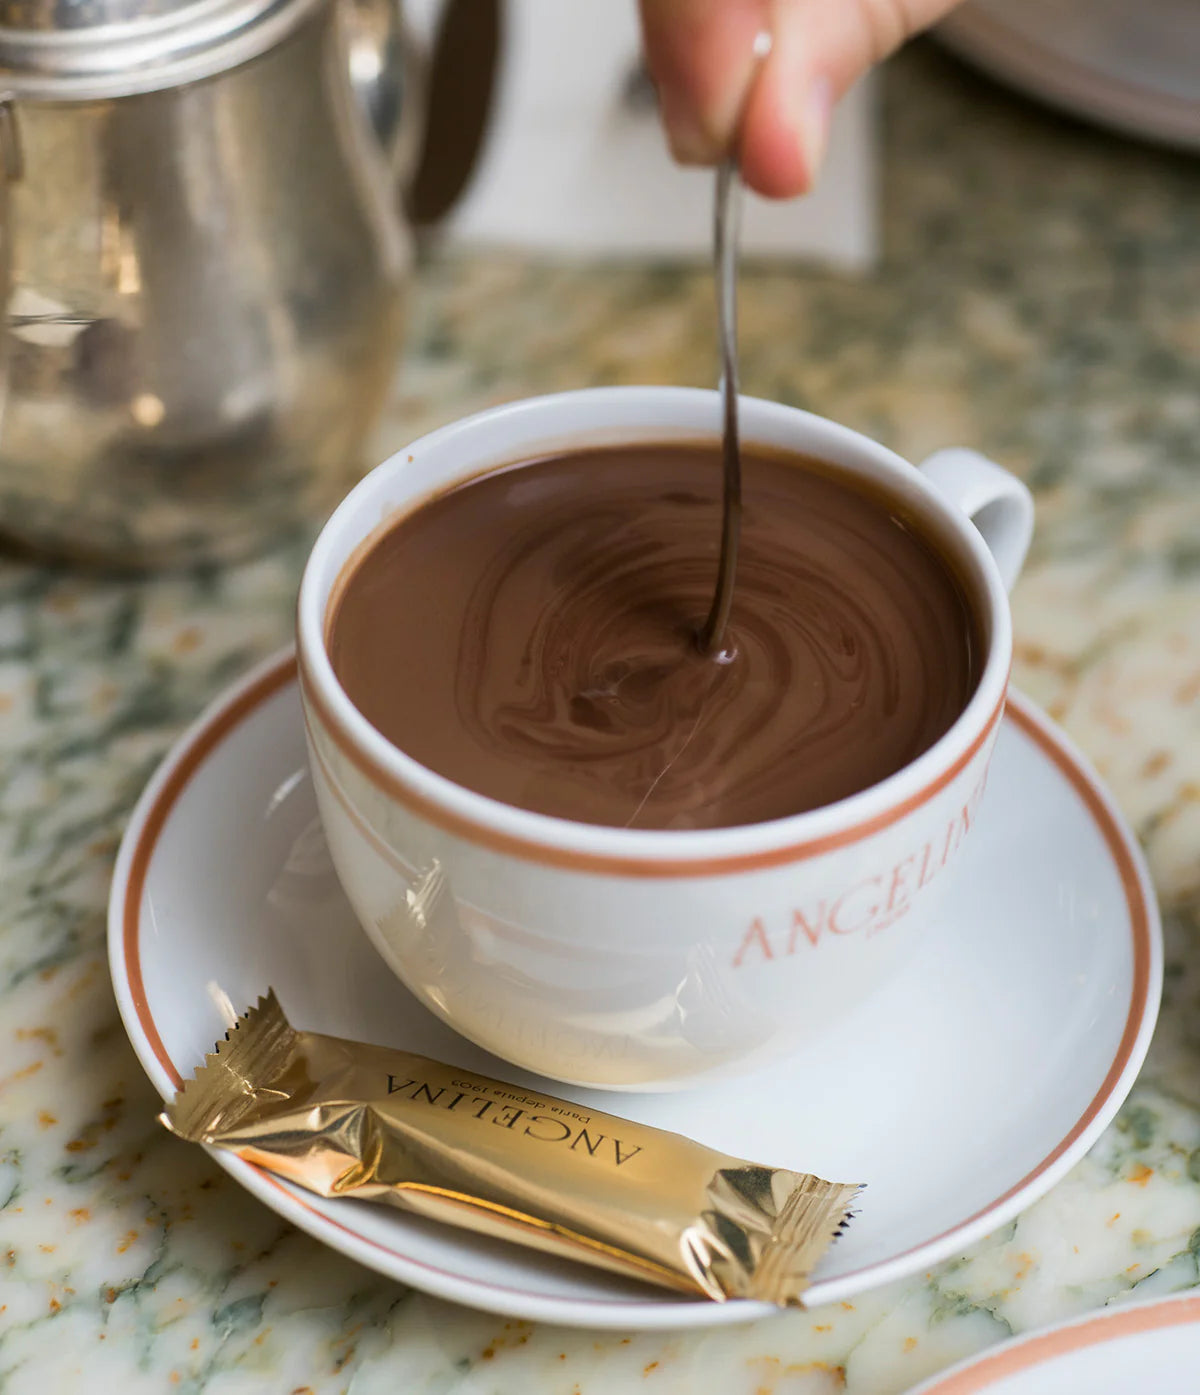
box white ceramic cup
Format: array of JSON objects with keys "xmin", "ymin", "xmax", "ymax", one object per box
[{"xmin": 297, "ymin": 388, "xmax": 1033, "ymax": 1090}]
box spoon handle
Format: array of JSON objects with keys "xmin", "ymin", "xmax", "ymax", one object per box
[{"xmin": 699, "ymin": 157, "xmax": 743, "ymax": 657}]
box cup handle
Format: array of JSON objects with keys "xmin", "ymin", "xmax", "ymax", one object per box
[{"xmin": 918, "ymin": 448, "xmax": 1034, "ymax": 593}]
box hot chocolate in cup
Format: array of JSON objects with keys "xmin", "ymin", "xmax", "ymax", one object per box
[{"xmin": 297, "ymin": 388, "xmax": 1033, "ymax": 1089}]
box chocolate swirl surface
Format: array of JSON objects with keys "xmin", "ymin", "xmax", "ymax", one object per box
[{"xmin": 328, "ymin": 444, "xmax": 982, "ymax": 830}]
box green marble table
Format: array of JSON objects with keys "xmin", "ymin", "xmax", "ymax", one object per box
[{"xmin": 2, "ymin": 41, "xmax": 1200, "ymax": 1395}]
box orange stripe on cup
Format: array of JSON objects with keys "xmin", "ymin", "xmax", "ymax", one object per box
[{"xmin": 297, "ymin": 652, "xmax": 1009, "ymax": 878}]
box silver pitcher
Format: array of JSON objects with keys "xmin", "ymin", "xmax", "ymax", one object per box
[{"xmin": 0, "ymin": 0, "xmax": 465, "ymax": 567}]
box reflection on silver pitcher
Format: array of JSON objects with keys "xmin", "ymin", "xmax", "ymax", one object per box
[{"xmin": 0, "ymin": 0, "xmax": 498, "ymax": 568}]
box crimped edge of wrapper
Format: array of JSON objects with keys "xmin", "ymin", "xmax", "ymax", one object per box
[{"xmin": 161, "ymin": 990, "xmax": 298, "ymax": 1141}]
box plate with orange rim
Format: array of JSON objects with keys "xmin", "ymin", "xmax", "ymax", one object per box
[
  {"xmin": 107, "ymin": 648, "xmax": 1162, "ymax": 1330},
  {"xmin": 907, "ymin": 1293, "xmax": 1200, "ymax": 1393}
]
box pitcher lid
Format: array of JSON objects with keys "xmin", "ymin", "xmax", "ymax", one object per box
[{"xmin": 0, "ymin": 0, "xmax": 326, "ymax": 98}]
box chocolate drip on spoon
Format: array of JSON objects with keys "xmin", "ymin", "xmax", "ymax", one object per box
[{"xmin": 698, "ymin": 158, "xmax": 742, "ymax": 659}]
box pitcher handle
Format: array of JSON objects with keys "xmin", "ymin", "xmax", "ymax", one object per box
[
  {"xmin": 404, "ymin": 0, "xmax": 502, "ymax": 227},
  {"xmin": 918, "ymin": 447, "xmax": 1034, "ymax": 593},
  {"xmin": 342, "ymin": 0, "xmax": 501, "ymax": 227}
]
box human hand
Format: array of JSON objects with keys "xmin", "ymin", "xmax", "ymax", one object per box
[{"xmin": 638, "ymin": 0, "xmax": 963, "ymax": 197}]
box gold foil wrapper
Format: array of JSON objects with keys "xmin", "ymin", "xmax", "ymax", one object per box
[{"xmin": 162, "ymin": 992, "xmax": 860, "ymax": 1304}]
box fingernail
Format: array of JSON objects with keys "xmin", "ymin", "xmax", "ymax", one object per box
[
  {"xmin": 659, "ymin": 93, "xmax": 721, "ymax": 165},
  {"xmin": 800, "ymin": 74, "xmax": 833, "ymax": 183}
]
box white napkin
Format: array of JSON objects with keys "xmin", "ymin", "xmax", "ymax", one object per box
[{"xmin": 410, "ymin": 0, "xmax": 878, "ymax": 271}]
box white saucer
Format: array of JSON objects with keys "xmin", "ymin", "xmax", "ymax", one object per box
[
  {"xmin": 909, "ymin": 1293, "xmax": 1200, "ymax": 1393},
  {"xmin": 940, "ymin": 0, "xmax": 1200, "ymax": 151},
  {"xmin": 108, "ymin": 650, "xmax": 1161, "ymax": 1331}
]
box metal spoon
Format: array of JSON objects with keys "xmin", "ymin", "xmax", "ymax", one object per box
[{"xmin": 698, "ymin": 157, "xmax": 742, "ymax": 658}]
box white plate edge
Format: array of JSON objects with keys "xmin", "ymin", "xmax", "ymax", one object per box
[
  {"xmin": 938, "ymin": 6, "xmax": 1200, "ymax": 151},
  {"xmin": 904, "ymin": 1290, "xmax": 1200, "ymax": 1394}
]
